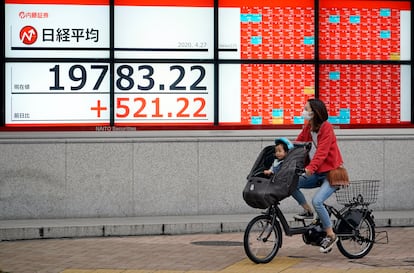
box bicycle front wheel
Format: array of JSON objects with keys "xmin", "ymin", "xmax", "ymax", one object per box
[
  {"xmin": 337, "ymin": 216, "xmax": 375, "ymax": 259},
  {"xmin": 243, "ymin": 214, "xmax": 282, "ymax": 263}
]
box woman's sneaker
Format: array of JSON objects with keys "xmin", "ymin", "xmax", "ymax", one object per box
[
  {"xmin": 294, "ymin": 210, "xmax": 314, "ymax": 220},
  {"xmin": 319, "ymin": 235, "xmax": 338, "ymax": 253}
]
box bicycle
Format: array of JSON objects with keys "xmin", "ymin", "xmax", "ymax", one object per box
[{"xmin": 243, "ymin": 179, "xmax": 388, "ymax": 263}]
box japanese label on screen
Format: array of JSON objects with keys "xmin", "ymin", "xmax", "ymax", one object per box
[{"xmin": 5, "ymin": 0, "xmax": 110, "ymax": 58}]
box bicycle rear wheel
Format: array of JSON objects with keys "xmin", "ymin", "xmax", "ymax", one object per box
[
  {"xmin": 243, "ymin": 214, "xmax": 282, "ymax": 263},
  {"xmin": 337, "ymin": 216, "xmax": 375, "ymax": 259}
]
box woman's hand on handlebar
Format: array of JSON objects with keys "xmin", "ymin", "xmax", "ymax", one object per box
[
  {"xmin": 295, "ymin": 167, "xmax": 311, "ymax": 177},
  {"xmin": 295, "ymin": 168, "xmax": 306, "ymax": 176},
  {"xmin": 304, "ymin": 168, "xmax": 312, "ymax": 177}
]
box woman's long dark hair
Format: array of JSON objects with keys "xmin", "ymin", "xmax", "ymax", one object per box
[{"xmin": 308, "ymin": 98, "xmax": 328, "ymax": 132}]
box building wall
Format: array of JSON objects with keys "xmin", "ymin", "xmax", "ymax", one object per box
[{"xmin": 0, "ymin": 128, "xmax": 413, "ymax": 220}]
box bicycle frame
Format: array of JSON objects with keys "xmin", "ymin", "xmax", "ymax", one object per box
[
  {"xmin": 267, "ymin": 202, "xmax": 375, "ymax": 239},
  {"xmin": 326, "ymin": 203, "xmax": 373, "ymax": 238},
  {"xmin": 244, "ymin": 200, "xmax": 382, "ymax": 263},
  {"xmin": 267, "ymin": 204, "xmax": 309, "ymax": 236}
]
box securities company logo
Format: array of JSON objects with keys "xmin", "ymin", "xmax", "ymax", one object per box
[{"xmin": 20, "ymin": 25, "xmax": 38, "ymax": 45}]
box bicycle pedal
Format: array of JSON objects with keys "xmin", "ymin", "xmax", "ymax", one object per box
[{"xmin": 322, "ymin": 248, "xmax": 332, "ymax": 254}]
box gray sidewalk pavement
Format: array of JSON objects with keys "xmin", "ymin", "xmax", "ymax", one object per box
[
  {"xmin": 0, "ymin": 226, "xmax": 414, "ymax": 273},
  {"xmin": 0, "ymin": 210, "xmax": 414, "ymax": 273}
]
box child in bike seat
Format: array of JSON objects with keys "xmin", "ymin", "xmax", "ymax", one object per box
[{"xmin": 264, "ymin": 137, "xmax": 293, "ymax": 176}]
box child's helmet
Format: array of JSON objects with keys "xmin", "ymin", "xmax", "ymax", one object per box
[{"xmin": 275, "ymin": 137, "xmax": 294, "ymax": 150}]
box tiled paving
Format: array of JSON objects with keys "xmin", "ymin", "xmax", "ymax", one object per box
[{"xmin": 1, "ymin": 227, "xmax": 414, "ymax": 273}]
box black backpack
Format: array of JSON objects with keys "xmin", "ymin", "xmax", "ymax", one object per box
[{"xmin": 242, "ymin": 142, "xmax": 310, "ymax": 209}]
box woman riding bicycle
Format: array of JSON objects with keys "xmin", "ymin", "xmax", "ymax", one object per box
[{"xmin": 291, "ymin": 98, "xmax": 344, "ymax": 253}]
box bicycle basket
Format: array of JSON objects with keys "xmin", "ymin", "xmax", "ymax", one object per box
[{"xmin": 335, "ymin": 180, "xmax": 380, "ymax": 205}]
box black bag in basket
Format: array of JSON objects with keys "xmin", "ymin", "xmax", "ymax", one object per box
[{"xmin": 242, "ymin": 143, "xmax": 309, "ymax": 209}]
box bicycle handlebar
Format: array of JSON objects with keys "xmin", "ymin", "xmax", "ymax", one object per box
[{"xmin": 295, "ymin": 167, "xmax": 306, "ymax": 176}]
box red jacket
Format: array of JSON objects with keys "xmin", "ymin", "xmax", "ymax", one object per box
[{"xmin": 296, "ymin": 121, "xmax": 343, "ymax": 174}]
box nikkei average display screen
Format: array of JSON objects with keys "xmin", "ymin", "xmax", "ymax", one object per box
[{"xmin": 3, "ymin": 0, "xmax": 412, "ymax": 127}]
